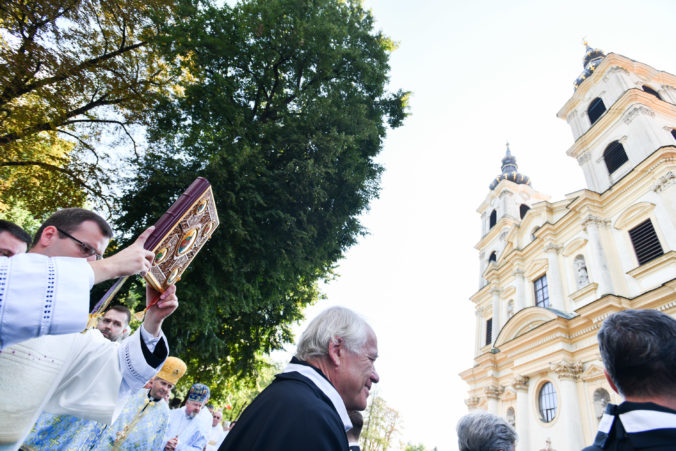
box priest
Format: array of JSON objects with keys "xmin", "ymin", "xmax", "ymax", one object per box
[
  {"xmin": 204, "ymin": 408, "xmax": 227, "ymax": 451},
  {"xmin": 0, "ymin": 208, "xmax": 177, "ymax": 450},
  {"xmin": 93, "ymin": 356, "xmax": 187, "ymax": 450},
  {"xmin": 164, "ymin": 384, "xmax": 212, "ymax": 451},
  {"xmin": 21, "ymin": 305, "xmax": 136, "ymax": 450},
  {"xmin": 0, "ymin": 212, "xmax": 155, "ymax": 349}
]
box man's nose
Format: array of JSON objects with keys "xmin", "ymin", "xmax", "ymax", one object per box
[{"xmin": 371, "ymin": 368, "xmax": 379, "ymax": 383}]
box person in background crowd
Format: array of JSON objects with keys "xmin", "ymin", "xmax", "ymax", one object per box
[
  {"xmin": 0, "ymin": 219, "xmax": 31, "ymax": 257},
  {"xmin": 456, "ymin": 411, "xmax": 517, "ymax": 451},
  {"xmin": 347, "ymin": 411, "xmax": 364, "ymax": 451},
  {"xmin": 164, "ymin": 383, "xmax": 212, "ymax": 451},
  {"xmin": 205, "ymin": 409, "xmax": 226, "ymax": 451},
  {"xmin": 94, "ymin": 356, "xmax": 187, "ymax": 450},
  {"xmin": 96, "ymin": 305, "xmax": 132, "ymax": 342},
  {"xmin": 583, "ymin": 309, "xmax": 676, "ymax": 450}
]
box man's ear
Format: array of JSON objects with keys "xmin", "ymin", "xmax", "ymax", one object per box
[
  {"xmin": 604, "ymin": 369, "xmax": 619, "ymax": 394},
  {"xmin": 37, "ymin": 226, "xmax": 58, "ymax": 247},
  {"xmin": 328, "ymin": 337, "xmax": 343, "ymax": 366}
]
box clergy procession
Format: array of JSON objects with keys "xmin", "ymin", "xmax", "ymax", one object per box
[
  {"xmin": 0, "ymin": 207, "xmax": 381, "ymax": 451},
  {"xmin": 0, "ymin": 211, "xmax": 237, "ymax": 451}
]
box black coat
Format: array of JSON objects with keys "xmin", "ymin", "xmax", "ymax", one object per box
[
  {"xmin": 219, "ymin": 359, "xmax": 349, "ymax": 451},
  {"xmin": 582, "ymin": 401, "xmax": 676, "ymax": 451}
]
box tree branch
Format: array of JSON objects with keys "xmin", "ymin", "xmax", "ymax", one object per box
[{"xmin": 0, "ymin": 41, "xmax": 147, "ymax": 107}]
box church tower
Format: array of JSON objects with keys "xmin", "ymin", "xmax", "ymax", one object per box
[
  {"xmin": 460, "ymin": 45, "xmax": 676, "ymax": 451},
  {"xmin": 475, "ymin": 145, "xmax": 548, "ymax": 350},
  {"xmin": 558, "ymin": 43, "xmax": 676, "ymax": 193}
]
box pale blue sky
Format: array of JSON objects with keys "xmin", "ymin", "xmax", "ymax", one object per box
[{"xmin": 273, "ymin": 1, "xmax": 676, "ymax": 449}]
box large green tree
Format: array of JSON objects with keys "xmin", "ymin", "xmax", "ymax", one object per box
[
  {"xmin": 116, "ymin": 0, "xmax": 408, "ymax": 382},
  {"xmin": 0, "ymin": 0, "xmax": 176, "ymax": 214}
]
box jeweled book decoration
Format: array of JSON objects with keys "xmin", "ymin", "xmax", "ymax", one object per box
[{"xmin": 89, "ymin": 177, "xmax": 219, "ymax": 325}]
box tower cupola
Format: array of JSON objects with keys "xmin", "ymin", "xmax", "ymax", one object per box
[
  {"xmin": 489, "ymin": 143, "xmax": 532, "ymax": 190},
  {"xmin": 573, "ymin": 42, "xmax": 606, "ymax": 89}
]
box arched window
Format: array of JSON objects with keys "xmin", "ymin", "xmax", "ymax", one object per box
[
  {"xmin": 519, "ymin": 204, "xmax": 530, "ymax": 219},
  {"xmin": 593, "ymin": 388, "xmax": 610, "ymax": 421},
  {"xmin": 506, "ymin": 407, "xmax": 515, "ymax": 427},
  {"xmin": 488, "ymin": 251, "xmax": 497, "ymax": 264},
  {"xmin": 538, "ymin": 382, "xmax": 557, "ymax": 422},
  {"xmin": 588, "ymin": 97, "xmax": 606, "ymax": 125},
  {"xmin": 489, "ymin": 210, "xmax": 497, "ymax": 229},
  {"xmin": 485, "ymin": 318, "xmax": 493, "ymax": 345},
  {"xmin": 603, "ymin": 141, "xmax": 628, "ymax": 175},
  {"xmin": 671, "ymin": 129, "xmax": 676, "ymax": 141},
  {"xmin": 642, "ymin": 85, "xmax": 662, "ymax": 100}
]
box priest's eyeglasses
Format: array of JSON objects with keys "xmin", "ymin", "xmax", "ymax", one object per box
[{"xmin": 56, "ymin": 227, "xmax": 103, "ymax": 260}]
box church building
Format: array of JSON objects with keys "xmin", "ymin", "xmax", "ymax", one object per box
[{"xmin": 459, "ymin": 45, "xmax": 676, "ymax": 451}]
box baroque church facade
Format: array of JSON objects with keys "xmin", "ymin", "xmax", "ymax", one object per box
[{"xmin": 459, "ymin": 46, "xmax": 676, "ymax": 451}]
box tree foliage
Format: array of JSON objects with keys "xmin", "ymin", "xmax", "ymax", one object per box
[
  {"xmin": 0, "ymin": 0, "xmax": 176, "ymax": 213},
  {"xmin": 116, "ymin": 0, "xmax": 408, "ymax": 381}
]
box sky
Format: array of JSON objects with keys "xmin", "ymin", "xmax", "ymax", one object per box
[{"xmin": 270, "ymin": 1, "xmax": 676, "ymax": 449}]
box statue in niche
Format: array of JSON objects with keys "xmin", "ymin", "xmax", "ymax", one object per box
[
  {"xmin": 506, "ymin": 300, "xmax": 514, "ymax": 318},
  {"xmin": 593, "ymin": 388, "xmax": 611, "ymax": 420},
  {"xmin": 574, "ymin": 255, "xmax": 589, "ymax": 289},
  {"xmin": 506, "ymin": 407, "xmax": 515, "ymax": 427},
  {"xmin": 539, "ymin": 438, "xmax": 556, "ymax": 451}
]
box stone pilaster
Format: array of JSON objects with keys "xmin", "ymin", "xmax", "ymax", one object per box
[
  {"xmin": 582, "ymin": 215, "xmax": 613, "ymax": 295},
  {"xmin": 544, "ymin": 243, "xmax": 565, "ymax": 310},
  {"xmin": 550, "ymin": 360, "xmax": 584, "ymax": 450},
  {"xmin": 512, "ymin": 376, "xmax": 529, "ymax": 451}
]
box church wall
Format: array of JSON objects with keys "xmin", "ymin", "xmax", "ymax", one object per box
[{"xmin": 463, "ymin": 50, "xmax": 676, "ymax": 451}]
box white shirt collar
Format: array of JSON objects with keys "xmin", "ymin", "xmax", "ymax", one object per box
[{"xmin": 283, "ymin": 362, "xmax": 353, "ymax": 432}]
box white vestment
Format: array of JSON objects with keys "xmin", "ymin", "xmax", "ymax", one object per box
[
  {"xmin": 0, "ymin": 325, "xmax": 167, "ymax": 451},
  {"xmin": 164, "ymin": 406, "xmax": 212, "ymax": 451},
  {"xmin": 0, "ymin": 253, "xmax": 94, "ymax": 349},
  {"xmin": 205, "ymin": 424, "xmax": 227, "ymax": 451}
]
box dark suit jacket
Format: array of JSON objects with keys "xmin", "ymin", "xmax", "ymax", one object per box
[{"xmin": 219, "ymin": 358, "xmax": 348, "ymax": 451}]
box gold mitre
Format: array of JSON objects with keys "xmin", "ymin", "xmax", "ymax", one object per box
[{"xmin": 156, "ymin": 357, "xmax": 187, "ymax": 385}]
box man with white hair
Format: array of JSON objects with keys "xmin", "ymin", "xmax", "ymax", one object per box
[
  {"xmin": 456, "ymin": 411, "xmax": 517, "ymax": 451},
  {"xmin": 220, "ymin": 306, "xmax": 380, "ymax": 451}
]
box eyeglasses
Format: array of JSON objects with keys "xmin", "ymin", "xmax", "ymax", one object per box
[{"xmin": 56, "ymin": 227, "xmax": 103, "ymax": 260}]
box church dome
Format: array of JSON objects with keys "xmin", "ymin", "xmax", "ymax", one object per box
[
  {"xmin": 574, "ymin": 43, "xmax": 606, "ymax": 89},
  {"xmin": 489, "ymin": 144, "xmax": 532, "ymax": 190}
]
